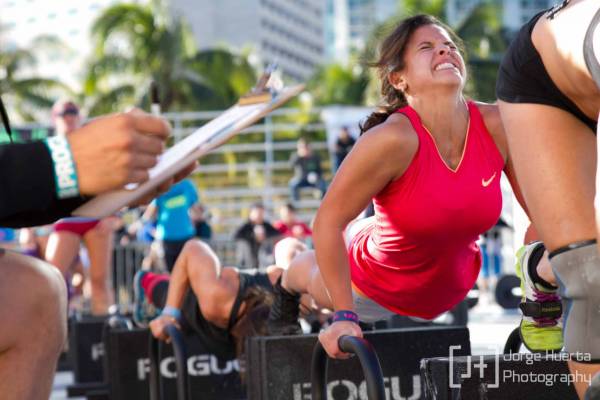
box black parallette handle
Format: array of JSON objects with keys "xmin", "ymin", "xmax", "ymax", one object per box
[
  {"xmin": 503, "ymin": 326, "xmax": 522, "ymax": 354},
  {"xmin": 311, "ymin": 335, "xmax": 385, "ymax": 400},
  {"xmin": 148, "ymin": 324, "xmax": 189, "ymax": 400}
]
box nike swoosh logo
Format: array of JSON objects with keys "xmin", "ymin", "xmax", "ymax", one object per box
[{"xmin": 482, "ymin": 172, "xmax": 497, "ymax": 187}]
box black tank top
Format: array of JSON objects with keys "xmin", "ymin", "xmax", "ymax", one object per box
[{"xmin": 181, "ymin": 269, "xmax": 273, "ymax": 358}]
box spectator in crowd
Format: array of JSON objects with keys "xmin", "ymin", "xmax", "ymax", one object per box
[
  {"xmin": 333, "ymin": 126, "xmax": 356, "ymax": 172},
  {"xmin": 234, "ymin": 202, "xmax": 280, "ymax": 270},
  {"xmin": 126, "ymin": 208, "xmax": 156, "ymax": 245},
  {"xmin": 191, "ymin": 203, "xmax": 212, "ymax": 242},
  {"xmin": 273, "ymin": 203, "xmax": 312, "ymax": 241},
  {"xmin": 0, "ymin": 90, "xmax": 189, "ymax": 399},
  {"xmin": 142, "ymin": 178, "xmax": 199, "ymax": 272},
  {"xmin": 124, "ymin": 207, "xmax": 165, "ymax": 271},
  {"xmin": 288, "ymin": 138, "xmax": 327, "ymax": 202}
]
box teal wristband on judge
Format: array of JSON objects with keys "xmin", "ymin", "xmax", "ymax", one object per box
[
  {"xmin": 44, "ymin": 136, "xmax": 79, "ymax": 199},
  {"xmin": 161, "ymin": 306, "xmax": 182, "ymax": 323}
]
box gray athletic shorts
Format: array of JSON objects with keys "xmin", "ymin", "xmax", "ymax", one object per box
[{"xmin": 352, "ymin": 289, "xmax": 396, "ymax": 323}]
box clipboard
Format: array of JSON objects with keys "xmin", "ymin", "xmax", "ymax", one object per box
[{"xmin": 72, "ymin": 84, "xmax": 305, "ymax": 218}]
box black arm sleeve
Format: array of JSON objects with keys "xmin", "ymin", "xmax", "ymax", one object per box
[{"xmin": 0, "ymin": 141, "xmax": 87, "ymax": 228}]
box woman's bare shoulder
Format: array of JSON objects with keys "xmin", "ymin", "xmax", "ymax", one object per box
[
  {"xmin": 473, "ymin": 101, "xmax": 508, "ymax": 160},
  {"xmin": 359, "ymin": 112, "xmax": 419, "ymax": 152}
]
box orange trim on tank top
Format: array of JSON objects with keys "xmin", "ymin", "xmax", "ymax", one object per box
[
  {"xmin": 421, "ymin": 104, "xmax": 471, "ymax": 173},
  {"xmin": 351, "ymin": 281, "xmax": 369, "ymax": 299}
]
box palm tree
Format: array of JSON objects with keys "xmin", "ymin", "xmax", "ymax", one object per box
[
  {"xmin": 0, "ymin": 36, "xmax": 71, "ymax": 123},
  {"xmin": 184, "ymin": 48, "xmax": 259, "ymax": 110},
  {"xmin": 453, "ymin": 1, "xmax": 506, "ymax": 101},
  {"xmin": 402, "ymin": 0, "xmax": 446, "ymax": 18},
  {"xmin": 84, "ymin": 1, "xmax": 257, "ymax": 115},
  {"xmin": 308, "ymin": 62, "xmax": 369, "ymax": 106}
]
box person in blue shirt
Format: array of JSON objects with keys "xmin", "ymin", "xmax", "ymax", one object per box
[{"xmin": 142, "ymin": 179, "xmax": 199, "ymax": 272}]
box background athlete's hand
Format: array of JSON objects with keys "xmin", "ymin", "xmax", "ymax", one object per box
[
  {"xmin": 68, "ymin": 108, "xmax": 169, "ymax": 195},
  {"xmin": 149, "ymin": 315, "xmax": 180, "ymax": 342},
  {"xmin": 318, "ymin": 320, "xmax": 362, "ymax": 359}
]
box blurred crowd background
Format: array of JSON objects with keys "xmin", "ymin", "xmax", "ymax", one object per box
[{"xmin": 0, "ymin": 0, "xmax": 557, "ymax": 312}]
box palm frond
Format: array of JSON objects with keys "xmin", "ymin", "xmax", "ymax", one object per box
[
  {"xmin": 90, "ymin": 4, "xmax": 155, "ymax": 56},
  {"xmin": 86, "ymin": 85, "xmax": 137, "ymax": 116}
]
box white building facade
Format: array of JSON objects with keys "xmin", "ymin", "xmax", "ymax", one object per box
[
  {"xmin": 445, "ymin": 0, "xmax": 557, "ymax": 32},
  {"xmin": 168, "ymin": 0, "xmax": 325, "ymax": 82},
  {"xmin": 324, "ymin": 0, "xmax": 399, "ymax": 65},
  {"xmin": 0, "ymin": 0, "xmax": 128, "ymax": 90}
]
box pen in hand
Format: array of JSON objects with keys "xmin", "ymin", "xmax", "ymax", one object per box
[{"xmin": 150, "ymin": 81, "xmax": 161, "ymax": 116}]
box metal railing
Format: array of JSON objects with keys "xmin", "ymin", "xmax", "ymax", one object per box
[{"xmin": 111, "ymin": 242, "xmax": 149, "ymax": 313}]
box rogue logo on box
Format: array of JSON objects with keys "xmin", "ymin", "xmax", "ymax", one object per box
[
  {"xmin": 90, "ymin": 342, "xmax": 104, "ymax": 361},
  {"xmin": 292, "ymin": 375, "xmax": 421, "ymax": 400},
  {"xmin": 137, "ymin": 355, "xmax": 240, "ymax": 380}
]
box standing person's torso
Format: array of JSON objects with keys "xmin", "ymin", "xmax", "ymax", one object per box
[
  {"xmin": 155, "ymin": 180, "xmax": 198, "ymax": 241},
  {"xmin": 294, "ymin": 154, "xmax": 321, "ymax": 178},
  {"xmin": 336, "ymin": 137, "xmax": 356, "ymax": 157},
  {"xmin": 349, "ymin": 101, "xmax": 505, "ymax": 319}
]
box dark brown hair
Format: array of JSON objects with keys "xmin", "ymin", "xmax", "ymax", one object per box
[
  {"xmin": 229, "ymin": 286, "xmax": 274, "ymax": 379},
  {"xmin": 360, "ymin": 15, "xmax": 465, "ymax": 134}
]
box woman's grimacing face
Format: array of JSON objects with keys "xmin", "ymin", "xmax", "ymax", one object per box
[{"xmin": 391, "ymin": 24, "xmax": 466, "ymax": 95}]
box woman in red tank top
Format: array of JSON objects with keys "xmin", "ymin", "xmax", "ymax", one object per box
[{"xmin": 267, "ymin": 15, "xmax": 526, "ymax": 358}]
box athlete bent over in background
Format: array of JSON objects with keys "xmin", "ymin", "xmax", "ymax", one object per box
[{"xmin": 135, "ymin": 238, "xmax": 307, "ymax": 359}]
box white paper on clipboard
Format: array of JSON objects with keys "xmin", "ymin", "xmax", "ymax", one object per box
[{"xmin": 73, "ymin": 84, "xmax": 304, "ymax": 218}]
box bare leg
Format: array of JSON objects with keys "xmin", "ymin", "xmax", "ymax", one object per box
[
  {"xmin": 278, "ymin": 219, "xmax": 375, "ymax": 311},
  {"xmin": 499, "ymin": 101, "xmax": 599, "ymax": 397},
  {"xmin": 282, "ymin": 250, "xmax": 333, "ymax": 310},
  {"xmin": 536, "ymin": 252, "xmax": 557, "ymax": 286},
  {"xmin": 36, "ymin": 234, "xmax": 50, "ymax": 261},
  {"xmin": 274, "ymin": 237, "xmax": 308, "ymax": 269},
  {"xmin": 597, "ymin": 110, "xmax": 600, "ymax": 253},
  {"xmin": 83, "ymin": 223, "xmax": 115, "ymax": 315},
  {"xmin": 142, "ymin": 240, "xmax": 165, "ymax": 271},
  {"xmin": 45, "ymin": 230, "xmax": 81, "ymax": 276},
  {"xmin": 499, "ymin": 102, "xmax": 596, "ymax": 248},
  {"xmin": 0, "ymin": 251, "xmax": 67, "ymax": 400}
]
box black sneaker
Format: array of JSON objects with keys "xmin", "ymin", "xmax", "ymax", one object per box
[{"xmin": 267, "ymin": 277, "xmax": 302, "ymax": 335}]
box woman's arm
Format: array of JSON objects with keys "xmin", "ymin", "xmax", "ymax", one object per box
[{"xmin": 314, "ymin": 115, "xmax": 417, "ymax": 311}]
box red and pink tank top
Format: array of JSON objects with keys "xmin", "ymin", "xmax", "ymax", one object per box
[{"xmin": 349, "ymin": 101, "xmax": 505, "ymax": 319}]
